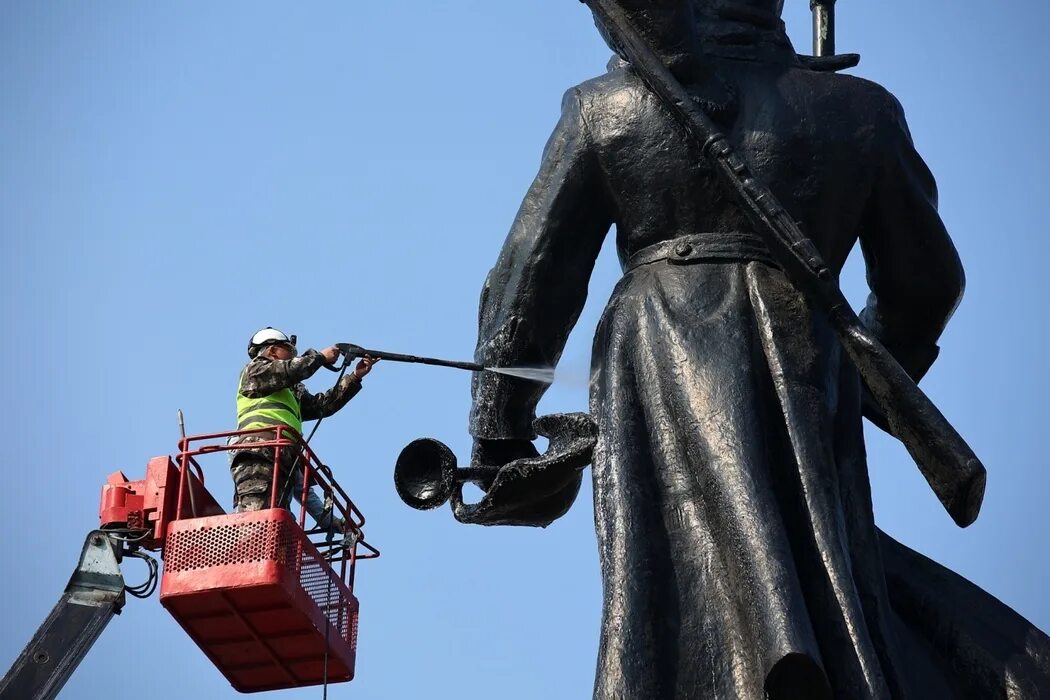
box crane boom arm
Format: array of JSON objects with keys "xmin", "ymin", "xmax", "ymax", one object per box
[{"xmin": 0, "ymin": 531, "xmax": 126, "ymax": 700}]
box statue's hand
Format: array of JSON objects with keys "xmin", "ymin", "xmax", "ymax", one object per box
[
  {"xmin": 450, "ymin": 415, "xmax": 595, "ymax": 526},
  {"xmin": 469, "ymin": 438, "xmax": 538, "ymax": 493},
  {"xmin": 471, "ymin": 438, "xmax": 539, "ymax": 470},
  {"xmin": 395, "ymin": 415, "xmax": 593, "ymax": 524}
]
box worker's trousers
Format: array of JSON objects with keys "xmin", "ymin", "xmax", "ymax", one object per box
[
  {"xmin": 230, "ymin": 448, "xmax": 299, "ymax": 512},
  {"xmin": 229, "ymin": 437, "xmax": 332, "ymax": 526}
]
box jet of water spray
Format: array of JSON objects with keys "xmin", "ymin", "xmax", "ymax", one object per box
[{"xmin": 486, "ymin": 366, "xmax": 556, "ymax": 384}]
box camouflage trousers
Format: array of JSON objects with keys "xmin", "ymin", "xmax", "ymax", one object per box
[
  {"xmin": 229, "ymin": 435, "xmax": 303, "ymax": 513},
  {"xmin": 229, "ymin": 435, "xmax": 333, "ymax": 526}
]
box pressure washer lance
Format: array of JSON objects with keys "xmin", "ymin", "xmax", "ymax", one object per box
[
  {"xmin": 277, "ymin": 344, "xmax": 553, "ymax": 526},
  {"xmin": 329, "ymin": 343, "xmax": 555, "ymax": 383}
]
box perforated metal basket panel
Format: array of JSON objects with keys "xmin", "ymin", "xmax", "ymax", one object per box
[
  {"xmin": 163, "ymin": 511, "xmax": 357, "ymax": 651},
  {"xmin": 165, "ymin": 517, "xmax": 298, "ymax": 572},
  {"xmin": 300, "ymin": 556, "xmax": 355, "ymax": 639}
]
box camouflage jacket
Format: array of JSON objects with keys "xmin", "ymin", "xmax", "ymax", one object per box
[{"xmin": 238, "ymin": 349, "xmax": 363, "ymax": 425}]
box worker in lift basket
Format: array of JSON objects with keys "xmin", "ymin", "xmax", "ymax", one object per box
[{"xmin": 231, "ymin": 327, "xmax": 377, "ymax": 530}]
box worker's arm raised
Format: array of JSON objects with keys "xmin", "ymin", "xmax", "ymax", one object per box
[
  {"xmin": 297, "ymin": 357, "xmax": 377, "ymax": 421},
  {"xmin": 239, "ymin": 351, "xmax": 327, "ymax": 398}
]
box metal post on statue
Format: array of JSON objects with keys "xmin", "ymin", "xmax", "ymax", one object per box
[{"xmin": 811, "ymin": 0, "xmax": 836, "ymax": 57}]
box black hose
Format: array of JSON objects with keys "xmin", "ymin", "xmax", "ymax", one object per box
[
  {"xmin": 124, "ymin": 549, "xmax": 159, "ymax": 599},
  {"xmin": 276, "ymin": 359, "xmax": 351, "ymax": 514}
]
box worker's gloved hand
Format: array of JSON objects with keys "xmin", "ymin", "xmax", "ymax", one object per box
[
  {"xmin": 320, "ymin": 346, "xmax": 341, "ymax": 366},
  {"xmin": 354, "ymin": 355, "xmax": 379, "ymax": 379}
]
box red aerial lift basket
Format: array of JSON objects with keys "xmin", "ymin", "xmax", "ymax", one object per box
[
  {"xmin": 122, "ymin": 427, "xmax": 379, "ymax": 694},
  {"xmin": 161, "ymin": 509, "xmax": 359, "ymax": 692}
]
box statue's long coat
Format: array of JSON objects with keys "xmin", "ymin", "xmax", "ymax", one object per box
[{"xmin": 468, "ymin": 35, "xmax": 1050, "ymax": 699}]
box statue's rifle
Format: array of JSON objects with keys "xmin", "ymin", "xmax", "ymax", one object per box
[{"xmin": 580, "ymin": 0, "xmax": 986, "ymax": 527}]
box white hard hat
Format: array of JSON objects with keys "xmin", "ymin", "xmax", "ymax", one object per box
[{"xmin": 248, "ymin": 327, "xmax": 297, "ymax": 358}]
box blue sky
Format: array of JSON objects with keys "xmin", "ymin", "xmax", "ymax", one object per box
[{"xmin": 1, "ymin": 2, "xmax": 1048, "ymax": 698}]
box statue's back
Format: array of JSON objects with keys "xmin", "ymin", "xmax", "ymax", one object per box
[{"xmin": 576, "ymin": 58, "xmax": 915, "ymax": 275}]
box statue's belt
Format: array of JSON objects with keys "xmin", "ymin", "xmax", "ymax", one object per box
[{"xmin": 625, "ymin": 231, "xmax": 778, "ymax": 272}]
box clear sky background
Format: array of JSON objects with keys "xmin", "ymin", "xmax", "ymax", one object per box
[{"xmin": 2, "ymin": 2, "xmax": 1048, "ymax": 699}]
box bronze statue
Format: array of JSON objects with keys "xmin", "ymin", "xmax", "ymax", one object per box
[{"xmin": 398, "ymin": 1, "xmax": 1050, "ymax": 696}]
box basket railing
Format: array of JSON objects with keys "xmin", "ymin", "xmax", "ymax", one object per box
[{"xmin": 171, "ymin": 427, "xmax": 379, "ymax": 590}]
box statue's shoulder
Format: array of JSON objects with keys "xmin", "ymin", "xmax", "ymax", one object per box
[
  {"xmin": 789, "ymin": 64, "xmax": 907, "ymax": 127},
  {"xmin": 566, "ymin": 61, "xmax": 647, "ymax": 116},
  {"xmin": 564, "ymin": 58, "xmax": 909, "ymax": 143}
]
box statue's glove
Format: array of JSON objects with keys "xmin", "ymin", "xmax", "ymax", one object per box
[
  {"xmin": 471, "ymin": 438, "xmax": 539, "ymax": 468},
  {"xmin": 469, "ymin": 437, "xmax": 539, "ymax": 491}
]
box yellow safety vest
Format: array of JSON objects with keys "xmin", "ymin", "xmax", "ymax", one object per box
[{"xmin": 236, "ymin": 373, "xmax": 302, "ymax": 437}]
